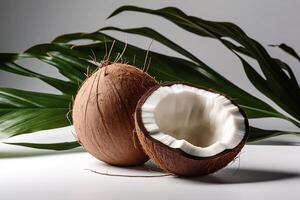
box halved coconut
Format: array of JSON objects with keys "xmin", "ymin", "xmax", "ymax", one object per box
[{"xmin": 135, "ymin": 82, "xmax": 249, "ymax": 176}]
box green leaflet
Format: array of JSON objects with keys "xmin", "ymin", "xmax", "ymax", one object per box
[
  {"xmin": 248, "ymin": 127, "xmax": 300, "ymax": 142},
  {"xmin": 24, "ymin": 43, "xmax": 97, "ymax": 83},
  {"xmin": 0, "ymin": 88, "xmax": 69, "ymax": 108},
  {"xmin": 0, "ymin": 88, "xmax": 71, "ymax": 138},
  {"xmin": 270, "ymin": 43, "xmax": 300, "ymax": 62},
  {"xmin": 4, "ymin": 141, "xmax": 80, "ymax": 151},
  {"xmin": 0, "ymin": 53, "xmax": 78, "ymax": 95},
  {"xmin": 235, "ymin": 54, "xmax": 300, "ymax": 127}
]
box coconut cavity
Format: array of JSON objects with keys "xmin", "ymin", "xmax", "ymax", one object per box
[{"xmin": 140, "ymin": 84, "xmax": 246, "ymax": 157}]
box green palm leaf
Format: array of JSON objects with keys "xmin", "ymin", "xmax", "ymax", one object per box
[{"xmin": 0, "ymin": 5, "xmax": 299, "ymax": 152}]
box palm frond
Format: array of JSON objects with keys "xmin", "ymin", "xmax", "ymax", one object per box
[{"xmin": 0, "ymin": 6, "xmax": 299, "ymax": 151}]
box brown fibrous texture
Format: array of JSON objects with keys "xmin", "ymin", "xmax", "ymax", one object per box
[
  {"xmin": 134, "ymin": 82, "xmax": 249, "ymax": 177},
  {"xmin": 72, "ymin": 63, "xmax": 157, "ymax": 166}
]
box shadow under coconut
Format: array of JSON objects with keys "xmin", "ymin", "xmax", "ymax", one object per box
[{"xmin": 179, "ymin": 168, "xmax": 300, "ymax": 184}]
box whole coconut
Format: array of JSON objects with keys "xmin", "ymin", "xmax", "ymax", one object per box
[{"xmin": 72, "ymin": 63, "xmax": 157, "ymax": 166}]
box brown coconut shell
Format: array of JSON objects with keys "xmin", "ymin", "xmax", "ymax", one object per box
[
  {"xmin": 135, "ymin": 82, "xmax": 249, "ymax": 177},
  {"xmin": 72, "ymin": 63, "xmax": 157, "ymax": 166}
]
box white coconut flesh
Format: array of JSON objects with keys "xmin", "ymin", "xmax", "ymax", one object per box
[{"xmin": 141, "ymin": 84, "xmax": 246, "ymax": 157}]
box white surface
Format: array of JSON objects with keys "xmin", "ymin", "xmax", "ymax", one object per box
[
  {"xmin": 141, "ymin": 84, "xmax": 245, "ymax": 157},
  {"xmin": 1, "ymin": 127, "xmax": 300, "ymax": 200},
  {"xmin": 1, "ymin": 144, "xmax": 300, "ymax": 200}
]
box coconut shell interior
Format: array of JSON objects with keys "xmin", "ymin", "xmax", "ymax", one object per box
[{"xmin": 135, "ymin": 82, "xmax": 249, "ymax": 176}]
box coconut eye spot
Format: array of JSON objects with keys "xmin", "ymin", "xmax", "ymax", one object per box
[{"xmin": 141, "ymin": 84, "xmax": 246, "ymax": 157}]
